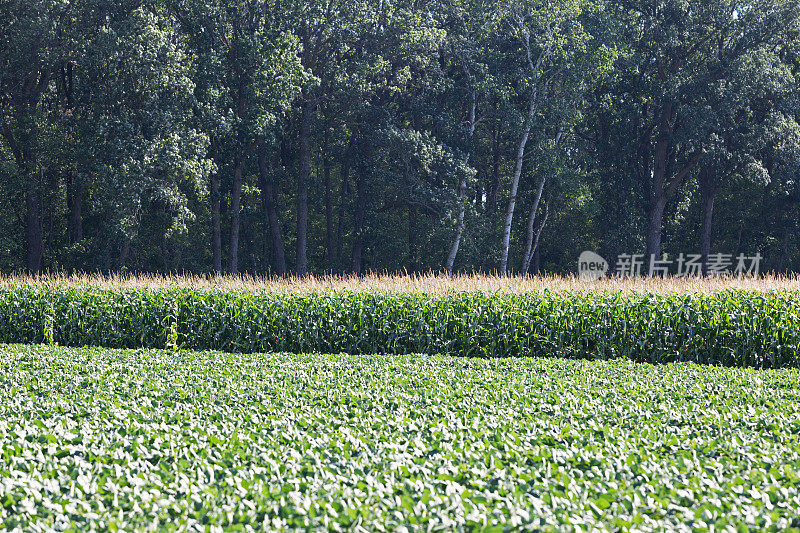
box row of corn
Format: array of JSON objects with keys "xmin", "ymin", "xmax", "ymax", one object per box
[{"xmin": 0, "ymin": 285, "xmax": 798, "ymax": 368}]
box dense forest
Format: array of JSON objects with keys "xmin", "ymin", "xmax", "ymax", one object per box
[{"xmin": 1, "ymin": 0, "xmax": 799, "ymax": 276}]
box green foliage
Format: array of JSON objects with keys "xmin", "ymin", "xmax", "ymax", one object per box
[
  {"xmin": 0, "ymin": 285, "xmax": 799, "ymax": 367},
  {"xmin": 1, "ymin": 0, "xmax": 799, "ymax": 274},
  {"xmin": 2, "ymin": 344, "xmax": 800, "ymax": 530}
]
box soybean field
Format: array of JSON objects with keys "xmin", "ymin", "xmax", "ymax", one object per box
[{"xmin": 1, "ymin": 345, "xmax": 800, "ymax": 531}]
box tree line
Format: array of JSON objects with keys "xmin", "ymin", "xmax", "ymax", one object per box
[{"xmin": 2, "ymin": 0, "xmax": 799, "ymax": 276}]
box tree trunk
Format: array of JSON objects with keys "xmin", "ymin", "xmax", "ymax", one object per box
[
  {"xmin": 10, "ymin": 131, "xmax": 43, "ymax": 273},
  {"xmin": 521, "ymin": 176, "xmax": 547, "ymax": 274},
  {"xmin": 646, "ymin": 195, "xmax": 668, "ymax": 263},
  {"xmin": 499, "ymin": 88, "xmax": 538, "ymax": 274},
  {"xmin": 336, "ymin": 155, "xmax": 350, "ymax": 270},
  {"xmin": 644, "ymin": 102, "xmax": 702, "ymax": 261},
  {"xmin": 296, "ymin": 100, "xmax": 312, "ymax": 277},
  {"xmin": 25, "ymin": 185, "xmax": 43, "ymax": 273},
  {"xmin": 67, "ymin": 174, "xmax": 83, "ymax": 243},
  {"xmin": 228, "ymin": 159, "xmax": 244, "ymax": 275},
  {"xmin": 532, "ymin": 244, "xmax": 541, "ymax": 275},
  {"xmin": 446, "ymin": 90, "xmax": 476, "ymax": 274},
  {"xmin": 352, "ymin": 167, "xmax": 367, "ymax": 275},
  {"xmin": 528, "ymin": 200, "xmax": 549, "ymax": 275},
  {"xmin": 408, "ymin": 204, "xmax": 418, "ymax": 273},
  {"xmin": 259, "ymin": 147, "xmax": 287, "ymax": 276},
  {"xmin": 241, "ymin": 212, "xmax": 255, "ymax": 273},
  {"xmin": 521, "ymin": 128, "xmax": 562, "ymax": 273},
  {"xmin": 699, "ymin": 167, "xmax": 716, "ymax": 277},
  {"xmin": 118, "ymin": 238, "xmax": 131, "ymax": 269},
  {"xmin": 646, "ymin": 105, "xmax": 672, "ymax": 261},
  {"xmin": 211, "ymin": 174, "xmax": 222, "ymax": 274},
  {"xmin": 324, "ymin": 149, "xmax": 334, "ymax": 271}
]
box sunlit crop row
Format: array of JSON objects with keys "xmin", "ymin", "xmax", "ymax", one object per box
[
  {"xmin": 1, "ymin": 272, "xmax": 799, "ymax": 294},
  {"xmin": 2, "ymin": 345, "xmax": 799, "ymax": 531}
]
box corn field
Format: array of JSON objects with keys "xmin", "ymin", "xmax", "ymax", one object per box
[{"xmin": 1, "ymin": 274, "xmax": 798, "ymax": 368}]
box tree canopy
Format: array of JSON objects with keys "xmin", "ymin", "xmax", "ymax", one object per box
[{"xmin": 1, "ymin": 0, "xmax": 799, "ymax": 275}]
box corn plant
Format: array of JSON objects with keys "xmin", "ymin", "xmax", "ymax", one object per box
[{"xmin": 0, "ymin": 284, "xmax": 798, "ymax": 367}]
